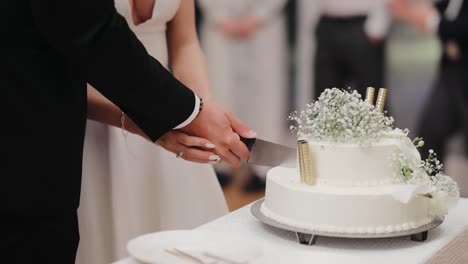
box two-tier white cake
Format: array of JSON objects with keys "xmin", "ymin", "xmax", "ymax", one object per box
[{"xmin": 261, "ymin": 88, "xmax": 459, "ymax": 234}]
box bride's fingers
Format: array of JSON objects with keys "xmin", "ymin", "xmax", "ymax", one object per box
[
  {"xmin": 156, "ymin": 131, "xmax": 219, "ymax": 163},
  {"xmin": 213, "ymin": 146, "xmax": 241, "ymax": 168},
  {"xmin": 175, "ymin": 131, "xmax": 216, "ymax": 150},
  {"xmin": 176, "ymin": 144, "xmax": 221, "ymax": 164}
]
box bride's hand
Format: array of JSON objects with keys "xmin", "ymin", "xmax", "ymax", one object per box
[{"xmin": 156, "ymin": 130, "xmax": 221, "ymax": 164}]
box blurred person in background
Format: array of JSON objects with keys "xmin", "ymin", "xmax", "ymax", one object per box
[
  {"xmin": 77, "ymin": 1, "xmax": 254, "ymax": 262},
  {"xmin": 295, "ymin": 0, "xmax": 319, "ymax": 110},
  {"xmin": 197, "ymin": 0, "xmax": 289, "ymax": 192},
  {"xmin": 285, "ymin": 0, "xmax": 298, "ymax": 114},
  {"xmin": 314, "ymin": 0, "xmax": 392, "ymax": 97},
  {"xmin": 388, "ymin": 0, "xmax": 468, "ymax": 161}
]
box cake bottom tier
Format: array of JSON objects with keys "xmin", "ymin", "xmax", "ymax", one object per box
[{"xmin": 263, "ymin": 168, "xmax": 434, "ymax": 234}]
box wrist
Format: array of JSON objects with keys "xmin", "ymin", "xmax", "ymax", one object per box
[
  {"xmin": 195, "ymin": 96, "xmax": 204, "ymax": 119},
  {"xmin": 192, "ymin": 95, "xmax": 213, "ymax": 121},
  {"xmin": 183, "ymin": 96, "xmax": 212, "ymax": 131},
  {"xmin": 121, "ymin": 112, "xmax": 150, "ymax": 140}
]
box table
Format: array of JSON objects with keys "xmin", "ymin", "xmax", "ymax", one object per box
[{"xmin": 115, "ymin": 198, "xmax": 468, "ymax": 264}]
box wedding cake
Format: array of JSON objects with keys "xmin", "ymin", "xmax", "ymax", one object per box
[{"xmin": 261, "ymin": 88, "xmax": 460, "ymax": 234}]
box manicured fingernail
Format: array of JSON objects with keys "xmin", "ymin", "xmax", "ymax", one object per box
[
  {"xmin": 209, "ymin": 155, "xmax": 220, "ymax": 161},
  {"xmin": 247, "ymin": 130, "xmax": 257, "ymax": 137},
  {"xmin": 205, "ymin": 143, "xmax": 216, "ymax": 149}
]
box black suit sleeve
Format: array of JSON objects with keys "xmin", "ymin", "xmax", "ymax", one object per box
[
  {"xmin": 437, "ymin": 1, "xmax": 468, "ymax": 43},
  {"xmin": 29, "ymin": 0, "xmax": 196, "ymax": 141}
]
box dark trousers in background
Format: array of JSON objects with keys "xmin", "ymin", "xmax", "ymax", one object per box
[
  {"xmin": 417, "ymin": 60, "xmax": 468, "ymax": 161},
  {"xmin": 1, "ymin": 210, "xmax": 80, "ymax": 264},
  {"xmin": 314, "ymin": 16, "xmax": 385, "ymax": 97}
]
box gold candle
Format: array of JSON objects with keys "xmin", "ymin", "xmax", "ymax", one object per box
[
  {"xmin": 376, "ymin": 88, "xmax": 388, "ymax": 112},
  {"xmin": 298, "ymin": 140, "xmax": 316, "ymax": 185},
  {"xmin": 365, "ymin": 87, "xmax": 376, "ymax": 105}
]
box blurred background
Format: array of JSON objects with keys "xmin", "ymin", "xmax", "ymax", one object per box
[{"xmin": 194, "ymin": 0, "xmax": 467, "ymax": 210}]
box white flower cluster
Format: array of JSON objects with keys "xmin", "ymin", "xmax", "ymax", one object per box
[
  {"xmin": 393, "ymin": 143, "xmax": 460, "ymax": 200},
  {"xmin": 392, "ymin": 152, "xmax": 415, "ymax": 183},
  {"xmin": 289, "ymin": 88, "xmax": 394, "ymax": 143},
  {"xmin": 422, "ymin": 150, "xmax": 459, "ymax": 199},
  {"xmin": 421, "ymin": 149, "xmax": 443, "ymax": 176}
]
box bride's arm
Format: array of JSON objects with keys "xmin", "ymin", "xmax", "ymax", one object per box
[
  {"xmin": 166, "ymin": 0, "xmax": 212, "ymax": 100},
  {"xmin": 87, "ymin": 86, "xmax": 219, "ymax": 163},
  {"xmin": 87, "ymin": 86, "xmax": 148, "ymax": 138}
]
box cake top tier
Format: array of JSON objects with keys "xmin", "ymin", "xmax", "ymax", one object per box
[{"xmin": 289, "ymin": 88, "xmax": 394, "ymax": 144}]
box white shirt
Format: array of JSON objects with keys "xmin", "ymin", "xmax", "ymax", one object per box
[
  {"xmin": 174, "ymin": 95, "xmax": 201, "ymax": 129},
  {"xmin": 445, "ymin": 0, "xmax": 464, "ymax": 20},
  {"xmin": 318, "ymin": 0, "xmax": 392, "ymax": 38}
]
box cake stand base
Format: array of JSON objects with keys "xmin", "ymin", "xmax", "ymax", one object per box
[
  {"xmin": 251, "ymin": 199, "xmax": 442, "ymax": 246},
  {"xmin": 293, "ymin": 230, "xmax": 428, "ymax": 245},
  {"xmin": 295, "ymin": 232, "xmax": 319, "ymax": 245}
]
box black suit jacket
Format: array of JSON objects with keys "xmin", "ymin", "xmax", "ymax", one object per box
[
  {"xmin": 436, "ymin": 0, "xmax": 468, "ymax": 65},
  {"xmin": 2, "ymin": 0, "xmax": 196, "ymax": 215}
]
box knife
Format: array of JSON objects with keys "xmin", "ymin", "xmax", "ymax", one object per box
[{"xmin": 240, "ymin": 137, "xmax": 297, "ymax": 168}]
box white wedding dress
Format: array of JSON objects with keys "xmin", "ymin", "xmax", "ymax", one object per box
[{"xmin": 76, "ymin": 1, "xmax": 228, "ymax": 263}]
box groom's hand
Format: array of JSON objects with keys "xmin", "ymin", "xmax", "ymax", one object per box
[{"xmin": 180, "ymin": 99, "xmax": 256, "ymax": 168}]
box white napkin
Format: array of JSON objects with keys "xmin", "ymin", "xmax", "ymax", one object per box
[
  {"xmin": 170, "ymin": 247, "xmax": 249, "ymax": 264},
  {"xmin": 170, "ymin": 245, "xmax": 258, "ymax": 264}
]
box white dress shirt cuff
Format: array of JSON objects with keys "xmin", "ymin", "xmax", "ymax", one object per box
[
  {"xmin": 174, "ymin": 95, "xmax": 200, "ymax": 129},
  {"xmin": 426, "ymin": 11, "xmax": 440, "ymax": 34}
]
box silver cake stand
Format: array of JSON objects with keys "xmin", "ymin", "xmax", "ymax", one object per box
[{"xmin": 250, "ymin": 199, "xmax": 443, "ymax": 246}]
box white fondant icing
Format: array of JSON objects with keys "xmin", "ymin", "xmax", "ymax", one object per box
[
  {"xmin": 263, "ymin": 168, "xmax": 434, "ymax": 234},
  {"xmin": 306, "ymin": 139, "xmax": 402, "ymax": 186},
  {"xmin": 261, "ymin": 203, "xmax": 433, "ymax": 234}
]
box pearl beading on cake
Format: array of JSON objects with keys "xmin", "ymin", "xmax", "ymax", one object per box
[{"xmin": 260, "ymin": 203, "xmax": 433, "ymax": 234}]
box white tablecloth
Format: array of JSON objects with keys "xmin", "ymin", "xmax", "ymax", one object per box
[{"xmin": 114, "ymin": 198, "xmax": 468, "ymax": 264}]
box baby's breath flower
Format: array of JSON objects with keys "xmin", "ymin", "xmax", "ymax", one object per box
[{"xmin": 289, "ymin": 88, "xmax": 394, "ymax": 143}]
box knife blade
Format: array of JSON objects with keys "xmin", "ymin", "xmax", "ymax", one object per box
[{"xmin": 240, "ymin": 137, "xmax": 297, "ymax": 168}]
